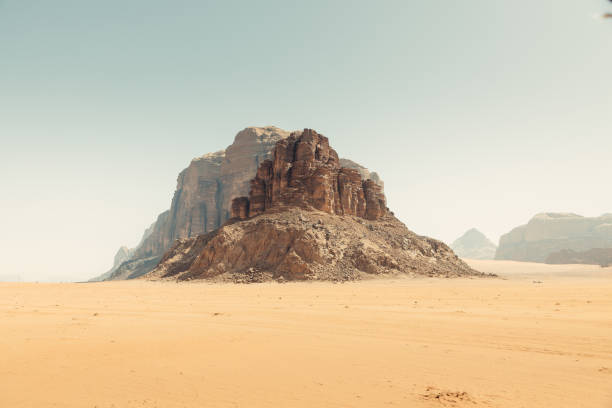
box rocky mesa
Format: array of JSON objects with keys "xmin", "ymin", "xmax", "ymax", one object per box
[
  {"xmin": 495, "ymin": 213, "xmax": 612, "ymax": 263},
  {"xmin": 145, "ymin": 129, "xmax": 484, "ymax": 282}
]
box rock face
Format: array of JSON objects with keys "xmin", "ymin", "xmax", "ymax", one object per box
[
  {"xmin": 451, "ymin": 229, "xmax": 497, "ymax": 260},
  {"xmin": 338, "ymin": 158, "xmax": 384, "ymax": 190},
  {"xmin": 231, "ymin": 129, "xmax": 387, "ymax": 221},
  {"xmin": 545, "ymin": 248, "xmax": 612, "ymax": 267},
  {"xmin": 93, "ymin": 126, "xmax": 384, "ymax": 281},
  {"xmin": 146, "ymin": 129, "xmax": 484, "ymax": 282},
  {"xmin": 114, "ymin": 246, "xmax": 133, "ymax": 266},
  {"xmin": 132, "ymin": 127, "xmax": 290, "ymax": 261},
  {"xmin": 495, "ymin": 213, "xmax": 612, "ymax": 262},
  {"xmin": 107, "ymin": 255, "xmax": 164, "ymax": 280}
]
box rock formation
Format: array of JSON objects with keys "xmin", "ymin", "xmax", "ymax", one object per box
[
  {"xmin": 495, "ymin": 213, "xmax": 612, "ymax": 262},
  {"xmin": 145, "ymin": 129, "xmax": 485, "ymax": 282},
  {"xmin": 230, "ymin": 129, "xmax": 387, "ymax": 221},
  {"xmin": 545, "ymin": 248, "xmax": 612, "ymax": 267},
  {"xmin": 89, "ymin": 246, "xmax": 135, "ymax": 282},
  {"xmin": 131, "ymin": 127, "xmax": 290, "ymax": 262},
  {"xmin": 106, "ymin": 255, "xmax": 165, "ymax": 280},
  {"xmin": 451, "ymin": 228, "xmax": 497, "ymax": 260},
  {"xmin": 113, "ymin": 246, "xmax": 134, "ymax": 266},
  {"xmin": 92, "ymin": 126, "xmax": 384, "ymax": 281}
]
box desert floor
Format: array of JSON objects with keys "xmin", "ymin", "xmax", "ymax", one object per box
[{"xmin": 1, "ymin": 261, "xmax": 612, "ymax": 408}]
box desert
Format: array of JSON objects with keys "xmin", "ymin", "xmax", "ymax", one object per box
[
  {"xmin": 2, "ymin": 261, "xmax": 611, "ymax": 408},
  {"xmin": 3, "ymin": 2, "xmax": 612, "ymax": 407}
]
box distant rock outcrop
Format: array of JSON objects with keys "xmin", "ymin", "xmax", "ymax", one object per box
[
  {"xmin": 92, "ymin": 126, "xmax": 384, "ymax": 281},
  {"xmin": 106, "ymin": 255, "xmax": 164, "ymax": 280},
  {"xmin": 89, "ymin": 246, "xmax": 135, "ymax": 282},
  {"xmin": 545, "ymin": 248, "xmax": 612, "ymax": 267},
  {"xmin": 451, "ymin": 229, "xmax": 497, "ymax": 260},
  {"xmin": 114, "ymin": 246, "xmax": 133, "ymax": 266},
  {"xmin": 145, "ymin": 129, "xmax": 484, "ymax": 282},
  {"xmin": 495, "ymin": 213, "xmax": 612, "ymax": 263}
]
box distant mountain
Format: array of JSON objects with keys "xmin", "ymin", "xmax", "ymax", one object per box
[
  {"xmin": 495, "ymin": 213, "xmax": 612, "ymax": 263},
  {"xmin": 451, "ymin": 228, "xmax": 497, "ymax": 260},
  {"xmin": 546, "ymin": 248, "xmax": 612, "ymax": 267},
  {"xmin": 89, "ymin": 246, "xmax": 135, "ymax": 282}
]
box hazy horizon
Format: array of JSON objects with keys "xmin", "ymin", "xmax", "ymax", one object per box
[{"xmin": 1, "ymin": 0, "xmax": 611, "ymax": 281}]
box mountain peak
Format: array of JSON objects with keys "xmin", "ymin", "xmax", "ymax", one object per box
[{"xmin": 451, "ymin": 228, "xmax": 497, "ymax": 260}]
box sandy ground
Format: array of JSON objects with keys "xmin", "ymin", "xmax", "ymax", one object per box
[{"xmin": 1, "ymin": 261, "xmax": 612, "ymax": 408}]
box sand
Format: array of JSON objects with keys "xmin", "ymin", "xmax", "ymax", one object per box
[{"xmin": 1, "ymin": 261, "xmax": 611, "ymax": 407}]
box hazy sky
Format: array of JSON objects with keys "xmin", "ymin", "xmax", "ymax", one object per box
[{"xmin": 1, "ymin": 0, "xmax": 611, "ymax": 281}]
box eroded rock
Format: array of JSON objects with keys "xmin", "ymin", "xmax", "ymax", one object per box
[
  {"xmin": 147, "ymin": 209, "xmax": 484, "ymax": 282},
  {"xmin": 231, "ymin": 129, "xmax": 387, "ymax": 221}
]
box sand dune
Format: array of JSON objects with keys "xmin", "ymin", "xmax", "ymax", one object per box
[{"xmin": 1, "ymin": 262, "xmax": 611, "ymax": 407}]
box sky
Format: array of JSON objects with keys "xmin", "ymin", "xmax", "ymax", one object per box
[{"xmin": 1, "ymin": 0, "xmax": 611, "ymax": 282}]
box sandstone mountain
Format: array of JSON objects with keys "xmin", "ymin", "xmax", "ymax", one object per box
[
  {"xmin": 94, "ymin": 126, "xmax": 383, "ymax": 281},
  {"xmin": 146, "ymin": 129, "xmax": 484, "ymax": 282},
  {"xmin": 495, "ymin": 213, "xmax": 612, "ymax": 263},
  {"xmin": 451, "ymin": 228, "xmax": 497, "ymax": 260}
]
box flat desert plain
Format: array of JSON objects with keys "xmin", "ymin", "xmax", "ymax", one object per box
[{"xmin": 1, "ymin": 261, "xmax": 612, "ymax": 408}]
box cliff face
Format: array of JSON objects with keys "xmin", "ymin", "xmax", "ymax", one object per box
[
  {"xmin": 132, "ymin": 127, "xmax": 291, "ymax": 261},
  {"xmin": 95, "ymin": 126, "xmax": 384, "ymax": 281},
  {"xmin": 451, "ymin": 229, "xmax": 497, "ymax": 260},
  {"xmin": 146, "ymin": 129, "xmax": 484, "ymax": 282},
  {"xmin": 231, "ymin": 129, "xmax": 387, "ymax": 221},
  {"xmin": 495, "ymin": 213, "xmax": 612, "ymax": 262}
]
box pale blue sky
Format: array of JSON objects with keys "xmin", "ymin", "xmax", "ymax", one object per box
[{"xmin": 1, "ymin": 0, "xmax": 611, "ymax": 281}]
